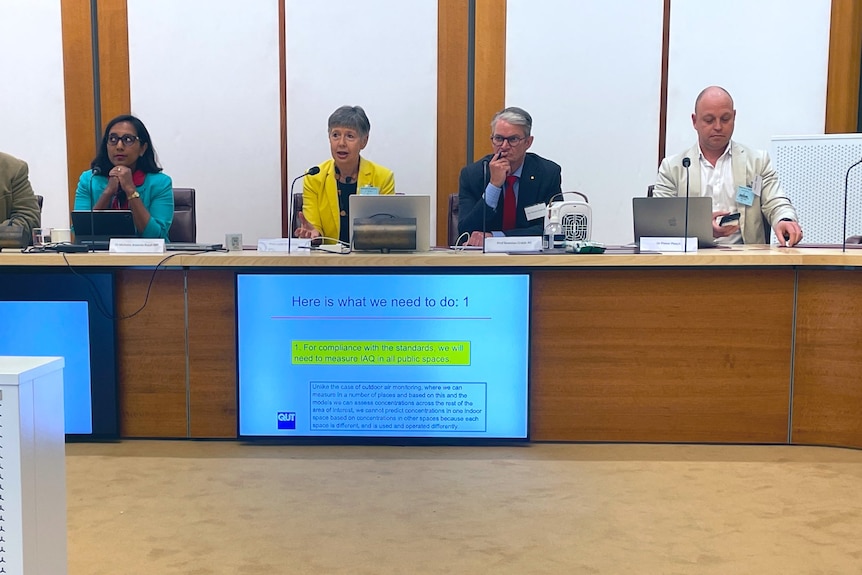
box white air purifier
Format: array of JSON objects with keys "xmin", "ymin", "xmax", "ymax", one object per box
[{"xmin": 544, "ymin": 191, "xmax": 592, "ymax": 242}]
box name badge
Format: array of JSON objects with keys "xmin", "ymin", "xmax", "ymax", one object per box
[
  {"xmin": 359, "ymin": 185, "xmax": 379, "ymax": 196},
  {"xmin": 524, "ymin": 203, "xmax": 546, "ymax": 221},
  {"xmin": 752, "ymin": 175, "xmax": 763, "ymax": 197},
  {"xmin": 736, "ymin": 185, "xmax": 755, "ymax": 206}
]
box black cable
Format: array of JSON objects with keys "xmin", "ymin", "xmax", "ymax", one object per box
[
  {"xmin": 842, "ymin": 157, "xmax": 862, "ymax": 252},
  {"xmin": 59, "ymin": 251, "xmax": 187, "ymax": 320}
]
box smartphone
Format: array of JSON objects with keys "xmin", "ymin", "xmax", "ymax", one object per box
[{"xmin": 719, "ymin": 213, "xmax": 741, "ymax": 227}]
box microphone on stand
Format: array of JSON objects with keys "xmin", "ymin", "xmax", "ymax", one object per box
[
  {"xmin": 288, "ymin": 166, "xmax": 321, "ymax": 254},
  {"xmin": 843, "ymin": 158, "xmax": 862, "ymax": 252},
  {"xmin": 481, "ymin": 158, "xmax": 489, "ymax": 254},
  {"xmin": 682, "ymin": 156, "xmax": 691, "ymax": 253},
  {"xmin": 88, "ymin": 166, "xmax": 101, "ymax": 251}
]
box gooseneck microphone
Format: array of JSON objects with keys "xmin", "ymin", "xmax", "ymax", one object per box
[
  {"xmin": 843, "ymin": 157, "xmax": 862, "ymax": 252},
  {"xmin": 288, "ymin": 166, "xmax": 322, "ymax": 254},
  {"xmin": 481, "ymin": 158, "xmax": 489, "ymax": 253},
  {"xmin": 682, "ymin": 156, "xmax": 691, "ymax": 253},
  {"xmin": 88, "ymin": 166, "xmax": 101, "ymax": 251}
]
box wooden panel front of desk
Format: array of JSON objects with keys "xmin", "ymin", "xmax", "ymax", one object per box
[
  {"xmin": 114, "ymin": 265, "xmax": 797, "ymax": 442},
  {"xmin": 793, "ymin": 269, "xmax": 862, "ymax": 448},
  {"xmin": 116, "ymin": 269, "xmax": 236, "ymax": 438},
  {"xmin": 530, "ymin": 268, "xmax": 795, "ymax": 443}
]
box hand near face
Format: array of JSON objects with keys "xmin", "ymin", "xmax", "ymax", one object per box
[
  {"xmin": 104, "ymin": 175, "xmax": 120, "ymax": 196},
  {"xmin": 488, "ymin": 151, "xmax": 510, "ymax": 188},
  {"xmin": 109, "ymin": 165, "xmax": 136, "ymax": 193},
  {"xmin": 294, "ymin": 212, "xmax": 321, "ymax": 240}
]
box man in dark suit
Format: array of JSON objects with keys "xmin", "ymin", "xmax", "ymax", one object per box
[{"xmin": 458, "ymin": 107, "xmax": 562, "ymax": 246}]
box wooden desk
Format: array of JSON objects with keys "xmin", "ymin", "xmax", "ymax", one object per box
[{"xmin": 2, "ymin": 246, "xmax": 861, "ymax": 446}]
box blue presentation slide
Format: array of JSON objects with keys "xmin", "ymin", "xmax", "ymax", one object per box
[
  {"xmin": 0, "ymin": 301, "xmax": 93, "ymax": 434},
  {"xmin": 237, "ymin": 273, "xmax": 530, "ymax": 439}
]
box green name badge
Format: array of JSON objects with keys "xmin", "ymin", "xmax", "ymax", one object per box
[{"xmin": 359, "ymin": 185, "xmax": 379, "ymax": 196}]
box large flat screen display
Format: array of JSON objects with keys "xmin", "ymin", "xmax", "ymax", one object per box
[
  {"xmin": 237, "ymin": 273, "xmax": 530, "ymax": 439},
  {"xmin": 0, "ymin": 271, "xmax": 118, "ymax": 437}
]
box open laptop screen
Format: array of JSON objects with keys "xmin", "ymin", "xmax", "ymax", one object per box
[{"xmin": 632, "ymin": 197, "xmax": 715, "ymax": 248}]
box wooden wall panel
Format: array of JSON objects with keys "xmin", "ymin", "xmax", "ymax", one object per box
[
  {"xmin": 187, "ymin": 270, "xmax": 237, "ymax": 438},
  {"xmin": 530, "ymin": 269, "xmax": 795, "ymax": 443},
  {"xmin": 657, "ymin": 0, "xmax": 670, "ymax": 165},
  {"xmin": 437, "ymin": 0, "xmax": 506, "ymax": 246},
  {"xmin": 437, "ymin": 0, "xmax": 470, "ymax": 245},
  {"xmin": 279, "ymin": 0, "xmax": 288, "ymax": 237},
  {"xmin": 826, "ymin": 0, "xmax": 862, "ymax": 133},
  {"xmin": 96, "ymin": 0, "xmax": 131, "ymax": 123},
  {"xmin": 61, "ymin": 0, "xmax": 96, "ymax": 216},
  {"xmin": 61, "ymin": 0, "xmax": 131, "ymax": 218},
  {"xmin": 793, "ymin": 269, "xmax": 862, "ymax": 448},
  {"xmin": 472, "ymin": 0, "xmax": 506, "ymax": 160},
  {"xmin": 115, "ymin": 269, "xmax": 187, "ymax": 437}
]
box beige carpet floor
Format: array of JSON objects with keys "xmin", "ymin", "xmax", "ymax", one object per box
[{"xmin": 65, "ymin": 441, "xmax": 862, "ymax": 574}]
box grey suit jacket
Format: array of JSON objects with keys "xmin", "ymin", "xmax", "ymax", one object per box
[
  {"xmin": 653, "ymin": 141, "xmax": 798, "ymax": 244},
  {"xmin": 0, "ymin": 152, "xmax": 41, "ymax": 236}
]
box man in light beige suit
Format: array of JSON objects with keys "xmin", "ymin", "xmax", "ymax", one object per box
[
  {"xmin": 0, "ymin": 151, "xmax": 41, "ymax": 238},
  {"xmin": 654, "ymin": 86, "xmax": 803, "ymax": 246}
]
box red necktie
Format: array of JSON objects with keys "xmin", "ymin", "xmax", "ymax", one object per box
[{"xmin": 503, "ymin": 174, "xmax": 517, "ymax": 231}]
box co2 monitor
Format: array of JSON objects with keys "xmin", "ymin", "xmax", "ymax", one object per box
[{"xmin": 237, "ymin": 273, "xmax": 530, "ymax": 440}]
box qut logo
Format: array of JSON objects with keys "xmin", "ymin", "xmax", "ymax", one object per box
[{"xmin": 277, "ymin": 412, "xmax": 296, "ymax": 429}]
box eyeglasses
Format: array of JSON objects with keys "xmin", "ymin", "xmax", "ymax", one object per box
[
  {"xmin": 491, "ymin": 134, "xmax": 526, "ymax": 146},
  {"xmin": 107, "ymin": 134, "xmax": 140, "ymax": 146}
]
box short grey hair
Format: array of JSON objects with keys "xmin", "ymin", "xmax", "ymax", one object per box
[
  {"xmin": 491, "ymin": 107, "xmax": 532, "ymax": 138},
  {"xmin": 328, "ymin": 105, "xmax": 371, "ymax": 137}
]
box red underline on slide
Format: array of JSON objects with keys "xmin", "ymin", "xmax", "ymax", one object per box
[{"xmin": 270, "ymin": 316, "xmax": 491, "ymax": 321}]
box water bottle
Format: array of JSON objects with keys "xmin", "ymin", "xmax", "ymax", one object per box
[{"xmin": 543, "ymin": 221, "xmax": 563, "ymax": 250}]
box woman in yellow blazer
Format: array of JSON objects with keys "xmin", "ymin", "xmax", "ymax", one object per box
[{"xmin": 296, "ymin": 105, "xmax": 395, "ymax": 244}]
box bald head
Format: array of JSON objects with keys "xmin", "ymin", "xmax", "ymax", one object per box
[
  {"xmin": 691, "ymin": 86, "xmax": 736, "ymax": 160},
  {"xmin": 694, "ymin": 86, "xmax": 734, "ymax": 114}
]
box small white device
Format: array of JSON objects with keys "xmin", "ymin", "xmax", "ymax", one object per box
[{"xmin": 543, "ymin": 192, "xmax": 592, "ymax": 249}]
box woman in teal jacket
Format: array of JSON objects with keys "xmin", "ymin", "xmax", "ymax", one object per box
[{"xmin": 74, "ymin": 114, "xmax": 173, "ymax": 239}]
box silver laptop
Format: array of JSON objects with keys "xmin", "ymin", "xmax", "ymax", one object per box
[
  {"xmin": 349, "ymin": 195, "xmax": 431, "ymax": 252},
  {"xmin": 632, "ymin": 197, "xmax": 716, "ymax": 248}
]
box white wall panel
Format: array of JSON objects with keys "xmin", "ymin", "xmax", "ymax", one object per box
[
  {"xmin": 506, "ymin": 0, "xmax": 665, "ymax": 244},
  {"xmin": 666, "ymin": 0, "xmax": 831, "ymax": 156},
  {"xmin": 0, "ymin": 1, "xmax": 68, "ymax": 230},
  {"xmin": 286, "ymin": 0, "xmax": 438, "ymax": 241},
  {"xmin": 128, "ymin": 0, "xmax": 281, "ymax": 243}
]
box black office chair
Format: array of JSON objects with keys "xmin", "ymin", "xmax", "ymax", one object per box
[
  {"xmin": 290, "ymin": 193, "xmax": 304, "ymax": 236},
  {"xmin": 448, "ymin": 193, "xmax": 460, "ymax": 246},
  {"xmin": 169, "ymin": 188, "xmax": 196, "ymax": 243},
  {"xmin": 36, "ymin": 194, "xmax": 44, "ymax": 210}
]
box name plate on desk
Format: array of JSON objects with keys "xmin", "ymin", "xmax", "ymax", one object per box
[
  {"xmin": 484, "ymin": 236, "xmax": 543, "ymax": 253},
  {"xmin": 109, "ymin": 238, "xmax": 165, "ymax": 253},
  {"xmin": 639, "ymin": 237, "xmax": 698, "ymax": 252},
  {"xmin": 257, "ymin": 238, "xmax": 311, "ymax": 253}
]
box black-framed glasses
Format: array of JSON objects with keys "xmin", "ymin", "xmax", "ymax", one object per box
[
  {"xmin": 491, "ymin": 134, "xmax": 526, "ymax": 146},
  {"xmin": 107, "ymin": 134, "xmax": 140, "ymax": 146}
]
